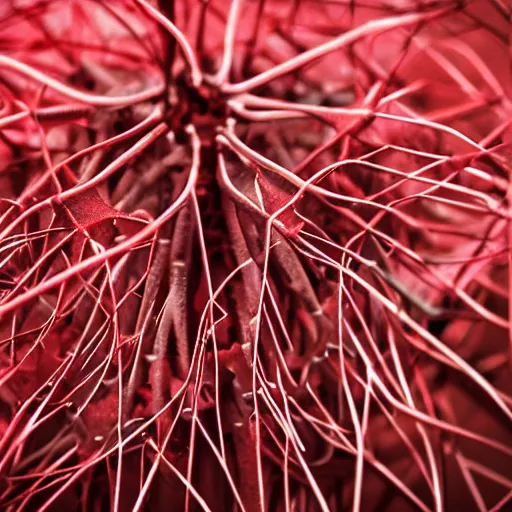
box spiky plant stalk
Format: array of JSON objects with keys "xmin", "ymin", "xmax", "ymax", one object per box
[{"xmin": 0, "ymin": 0, "xmax": 511, "ymax": 510}]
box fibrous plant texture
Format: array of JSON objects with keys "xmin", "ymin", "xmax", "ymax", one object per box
[{"xmin": 0, "ymin": 0, "xmax": 511, "ymax": 510}]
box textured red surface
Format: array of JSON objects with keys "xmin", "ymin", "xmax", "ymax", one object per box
[{"xmin": 0, "ymin": 1, "xmax": 511, "ymax": 510}]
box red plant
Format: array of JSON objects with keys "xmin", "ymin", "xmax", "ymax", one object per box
[{"xmin": 0, "ymin": 0, "xmax": 511, "ymax": 510}]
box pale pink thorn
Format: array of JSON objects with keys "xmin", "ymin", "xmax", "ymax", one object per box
[
  {"xmin": 223, "ymin": 8, "xmax": 451, "ymax": 95},
  {"xmin": 455, "ymin": 451, "xmax": 488, "ymax": 512},
  {"xmin": 191, "ymin": 191, "xmax": 227, "ymax": 462},
  {"xmin": 195, "ymin": 418, "xmax": 247, "ymax": 512},
  {"xmin": 0, "ymin": 54, "xmax": 164, "ymax": 106},
  {"xmin": 441, "ymin": 39, "xmax": 509, "ymax": 103},
  {"xmin": 490, "ymin": 490, "xmax": 512, "ymax": 512},
  {"xmin": 336, "ymin": 269, "xmax": 364, "ymax": 512},
  {"xmin": 228, "ymin": 101, "xmax": 309, "ymax": 122},
  {"xmin": 134, "ymin": 0, "xmax": 202, "ymax": 87},
  {"xmin": 284, "ymin": 435, "xmax": 291, "ymax": 512},
  {"xmin": 232, "ymin": 93, "xmax": 370, "ymax": 119},
  {"xmin": 259, "ymin": 376, "xmax": 330, "ymax": 511},
  {"xmin": 387, "ymin": 326, "xmax": 440, "ymax": 497},
  {"xmin": 147, "ymin": 438, "xmax": 214, "ymax": 512},
  {"xmin": 464, "ymin": 458, "xmax": 512, "ymax": 489},
  {"xmin": 184, "ymin": 332, "xmax": 209, "ymax": 512},
  {"xmin": 215, "ymin": 0, "xmax": 242, "ymax": 85},
  {"xmin": 374, "ymin": 111, "xmax": 484, "ymax": 151}
]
